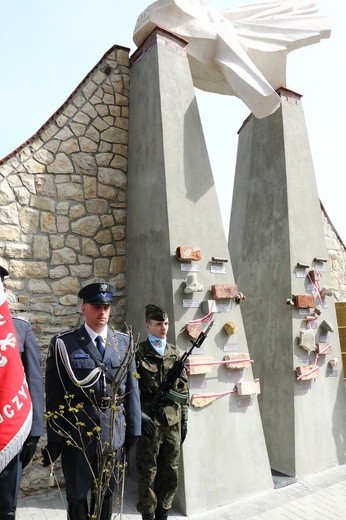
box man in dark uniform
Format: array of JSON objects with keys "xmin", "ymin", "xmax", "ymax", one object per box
[
  {"xmin": 42, "ymin": 281, "xmax": 141, "ymax": 520},
  {"xmin": 0, "ymin": 266, "xmax": 44, "ymax": 520},
  {"xmin": 136, "ymin": 304, "xmax": 189, "ymax": 520}
]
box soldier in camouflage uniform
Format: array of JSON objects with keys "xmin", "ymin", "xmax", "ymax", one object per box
[{"xmin": 136, "ymin": 304, "xmax": 189, "ymax": 520}]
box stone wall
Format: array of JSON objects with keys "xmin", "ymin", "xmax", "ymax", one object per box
[
  {"xmin": 0, "ymin": 45, "xmax": 130, "ymax": 494},
  {"xmin": 0, "ymin": 45, "xmax": 130, "ymax": 344},
  {"xmin": 321, "ymin": 203, "xmax": 346, "ymax": 302}
]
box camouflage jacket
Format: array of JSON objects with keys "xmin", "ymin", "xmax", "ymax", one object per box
[{"xmin": 136, "ymin": 339, "xmax": 189, "ymax": 426}]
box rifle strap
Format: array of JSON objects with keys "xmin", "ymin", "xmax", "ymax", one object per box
[{"xmin": 166, "ymin": 389, "xmax": 188, "ymax": 405}]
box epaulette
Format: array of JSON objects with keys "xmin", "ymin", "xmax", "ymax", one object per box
[
  {"xmin": 12, "ymin": 315, "xmax": 29, "ymax": 322},
  {"xmin": 56, "ymin": 329, "xmax": 75, "ymax": 338},
  {"xmin": 47, "ymin": 329, "xmax": 74, "ymax": 359}
]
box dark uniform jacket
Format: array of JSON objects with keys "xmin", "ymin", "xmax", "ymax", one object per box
[
  {"xmin": 13, "ymin": 317, "xmax": 44, "ymax": 437},
  {"xmin": 136, "ymin": 339, "xmax": 189, "ymax": 426},
  {"xmin": 45, "ymin": 325, "xmax": 141, "ymax": 449}
]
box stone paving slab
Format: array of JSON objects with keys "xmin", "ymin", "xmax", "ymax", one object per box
[{"xmin": 18, "ymin": 464, "xmax": 346, "ymax": 520}]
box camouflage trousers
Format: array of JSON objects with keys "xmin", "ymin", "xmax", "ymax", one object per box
[{"xmin": 136, "ymin": 421, "xmax": 181, "ymax": 514}]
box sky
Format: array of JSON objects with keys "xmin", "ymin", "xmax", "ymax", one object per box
[{"xmin": 0, "ymin": 0, "xmax": 344, "ymax": 243}]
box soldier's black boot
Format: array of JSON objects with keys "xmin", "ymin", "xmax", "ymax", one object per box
[
  {"xmin": 155, "ymin": 505, "xmax": 170, "ymax": 520},
  {"xmin": 142, "ymin": 513, "xmax": 155, "ymax": 520},
  {"xmin": 67, "ymin": 500, "xmax": 88, "ymax": 520},
  {"xmin": 0, "ymin": 514, "xmax": 16, "ymax": 520}
]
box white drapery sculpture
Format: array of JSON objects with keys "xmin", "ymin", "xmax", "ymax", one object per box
[{"xmin": 133, "ymin": 0, "xmax": 330, "ymax": 118}]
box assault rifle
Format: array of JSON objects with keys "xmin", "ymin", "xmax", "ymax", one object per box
[{"xmin": 149, "ymin": 320, "xmax": 214, "ymax": 417}]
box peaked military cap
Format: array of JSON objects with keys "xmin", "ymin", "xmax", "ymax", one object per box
[
  {"xmin": 78, "ymin": 282, "xmax": 116, "ymax": 304},
  {"xmin": 145, "ymin": 304, "xmax": 168, "ymax": 322},
  {"xmin": 0, "ymin": 266, "xmax": 9, "ymax": 282}
]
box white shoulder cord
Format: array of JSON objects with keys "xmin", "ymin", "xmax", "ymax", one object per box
[{"xmin": 55, "ymin": 337, "xmax": 103, "ymax": 388}]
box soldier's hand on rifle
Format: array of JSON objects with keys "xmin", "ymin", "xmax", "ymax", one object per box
[
  {"xmin": 41, "ymin": 443, "xmax": 62, "ymax": 467},
  {"xmin": 180, "ymin": 420, "xmax": 187, "ymax": 444},
  {"xmin": 141, "ymin": 412, "xmax": 156, "ymax": 439}
]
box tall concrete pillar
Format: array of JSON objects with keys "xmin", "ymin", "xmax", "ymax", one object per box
[
  {"xmin": 127, "ymin": 28, "xmax": 273, "ymax": 515},
  {"xmin": 228, "ymin": 87, "xmax": 346, "ymax": 479}
]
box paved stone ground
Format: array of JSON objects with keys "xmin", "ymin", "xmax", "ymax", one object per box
[{"xmin": 17, "ymin": 464, "xmax": 346, "ymax": 520}]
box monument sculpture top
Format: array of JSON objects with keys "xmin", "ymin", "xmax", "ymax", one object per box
[{"xmin": 133, "ymin": 0, "xmax": 330, "ymax": 118}]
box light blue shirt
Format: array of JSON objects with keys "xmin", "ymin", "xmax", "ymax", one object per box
[
  {"xmin": 85, "ymin": 323, "xmax": 107, "ymax": 349},
  {"xmin": 148, "ymin": 334, "xmax": 167, "ymax": 356}
]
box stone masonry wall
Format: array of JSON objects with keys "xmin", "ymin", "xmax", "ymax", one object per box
[
  {"xmin": 0, "ymin": 45, "xmax": 130, "ymax": 494},
  {"xmin": 322, "ymin": 204, "xmax": 346, "ymax": 302}
]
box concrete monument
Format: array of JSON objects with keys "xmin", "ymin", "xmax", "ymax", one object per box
[
  {"xmin": 134, "ymin": 0, "xmax": 330, "ymax": 118},
  {"xmin": 127, "ymin": 26, "xmax": 273, "ymax": 516},
  {"xmin": 127, "ymin": 0, "xmax": 335, "ymax": 513},
  {"xmin": 228, "ymin": 87, "xmax": 346, "ymax": 479}
]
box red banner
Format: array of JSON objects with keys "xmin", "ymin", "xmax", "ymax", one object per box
[{"xmin": 0, "ymin": 281, "xmax": 32, "ymax": 472}]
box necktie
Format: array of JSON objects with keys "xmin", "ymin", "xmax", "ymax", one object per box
[{"xmin": 95, "ymin": 335, "xmax": 105, "ymax": 358}]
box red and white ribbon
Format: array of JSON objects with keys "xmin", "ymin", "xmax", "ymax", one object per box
[
  {"xmin": 186, "ymin": 358, "xmax": 253, "ymax": 367},
  {"xmin": 296, "ymin": 365, "xmax": 319, "ymax": 381},
  {"xmin": 192, "ymin": 388, "xmax": 237, "ymax": 400},
  {"xmin": 307, "ymin": 270, "xmax": 323, "ymax": 304}
]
